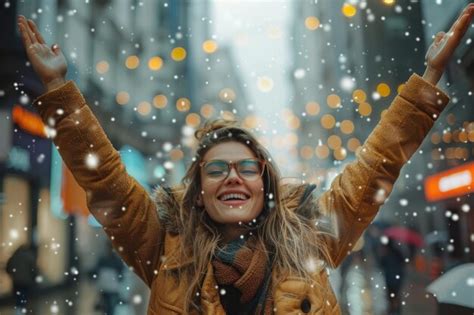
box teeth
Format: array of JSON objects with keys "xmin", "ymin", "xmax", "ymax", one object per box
[{"xmin": 220, "ymin": 193, "xmax": 248, "ymax": 201}]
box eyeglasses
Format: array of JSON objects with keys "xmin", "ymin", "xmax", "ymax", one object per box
[{"xmin": 200, "ymin": 158, "xmax": 265, "ymax": 181}]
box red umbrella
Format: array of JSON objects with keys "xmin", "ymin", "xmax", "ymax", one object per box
[{"xmin": 383, "ymin": 226, "xmax": 425, "ymax": 247}]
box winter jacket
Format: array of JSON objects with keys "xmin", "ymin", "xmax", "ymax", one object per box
[{"xmin": 33, "ymin": 74, "xmax": 449, "ymax": 314}]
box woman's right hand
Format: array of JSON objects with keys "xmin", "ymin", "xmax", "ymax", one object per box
[{"xmin": 18, "ymin": 15, "xmax": 67, "ymax": 92}]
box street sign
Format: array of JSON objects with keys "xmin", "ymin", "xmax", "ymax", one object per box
[{"xmin": 424, "ymin": 162, "xmax": 474, "ymax": 202}]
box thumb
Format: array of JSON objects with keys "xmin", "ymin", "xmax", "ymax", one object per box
[{"xmin": 51, "ymin": 43, "xmax": 61, "ymax": 54}]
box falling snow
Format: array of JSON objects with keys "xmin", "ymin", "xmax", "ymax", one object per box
[{"xmin": 2, "ymin": 0, "xmax": 474, "ymax": 314}]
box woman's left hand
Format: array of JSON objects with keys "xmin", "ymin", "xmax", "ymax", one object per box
[{"xmin": 423, "ymin": 4, "xmax": 474, "ymax": 85}]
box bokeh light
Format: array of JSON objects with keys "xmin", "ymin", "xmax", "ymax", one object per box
[
  {"xmin": 327, "ymin": 94, "xmax": 341, "ymax": 109},
  {"xmin": 169, "ymin": 148, "xmax": 184, "ymax": 161},
  {"xmin": 300, "ymin": 145, "xmax": 314, "ymax": 159},
  {"xmin": 286, "ymin": 114, "xmax": 301, "ymax": 130},
  {"xmin": 340, "ymin": 120, "xmax": 355, "ymax": 134},
  {"xmin": 376, "ymin": 83, "xmax": 391, "ymax": 97},
  {"xmin": 125, "ymin": 55, "xmax": 140, "ymax": 69},
  {"xmin": 186, "ymin": 113, "xmax": 201, "ymax": 127},
  {"xmin": 342, "ymin": 3, "xmax": 357, "ymax": 18},
  {"xmin": 446, "ymin": 113, "xmax": 456, "ymax": 125},
  {"xmin": 442, "ymin": 132, "xmax": 452, "ymax": 143},
  {"xmin": 431, "ymin": 132, "xmax": 441, "ymax": 144},
  {"xmin": 459, "ymin": 131, "xmax": 468, "ymax": 143},
  {"xmin": 176, "ymin": 97, "xmax": 191, "ymax": 112},
  {"xmin": 352, "ymin": 89, "xmax": 367, "ymax": 103},
  {"xmin": 171, "ymin": 47, "xmax": 187, "ymax": 61},
  {"xmin": 315, "ymin": 144, "xmax": 330, "ymax": 159},
  {"xmin": 321, "ymin": 114, "xmax": 336, "ymax": 129},
  {"xmin": 257, "ymin": 76, "xmax": 274, "ymax": 92},
  {"xmin": 148, "ymin": 56, "xmax": 163, "ymax": 71},
  {"xmin": 200, "ymin": 104, "xmax": 215, "ymax": 118},
  {"xmin": 347, "ymin": 138, "xmax": 361, "ymax": 152},
  {"xmin": 116, "ymin": 91, "xmax": 130, "ymax": 105},
  {"xmin": 219, "ymin": 88, "xmax": 236, "ymax": 103},
  {"xmin": 306, "ymin": 101, "xmax": 320, "ymax": 116},
  {"xmin": 202, "ymin": 40, "xmax": 218, "ymax": 53},
  {"xmin": 305, "ymin": 16, "xmax": 320, "ymax": 30},
  {"xmin": 137, "ymin": 101, "xmax": 151, "ymax": 116},
  {"xmin": 96, "ymin": 60, "xmax": 109, "ymax": 74},
  {"xmin": 153, "ymin": 95, "xmax": 168, "ymax": 109},
  {"xmin": 243, "ymin": 115, "xmax": 259, "ymax": 129},
  {"xmin": 468, "ymin": 130, "xmax": 474, "ymax": 142},
  {"xmin": 358, "ymin": 102, "xmax": 372, "ymax": 116},
  {"xmin": 333, "ymin": 147, "xmax": 347, "ymax": 160},
  {"xmin": 328, "ymin": 135, "xmax": 342, "ymax": 149}
]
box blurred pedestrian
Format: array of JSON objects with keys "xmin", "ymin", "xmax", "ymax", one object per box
[
  {"xmin": 6, "ymin": 244, "xmax": 38, "ymax": 312},
  {"xmin": 379, "ymin": 239, "xmax": 406, "ymax": 315},
  {"xmin": 338, "ymin": 236, "xmax": 365, "ymax": 314},
  {"xmin": 16, "ymin": 5, "xmax": 474, "ymax": 314},
  {"xmin": 93, "ymin": 247, "xmax": 125, "ymax": 315}
]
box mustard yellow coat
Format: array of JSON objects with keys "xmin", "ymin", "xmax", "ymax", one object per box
[{"xmin": 34, "ymin": 74, "xmax": 448, "ymax": 314}]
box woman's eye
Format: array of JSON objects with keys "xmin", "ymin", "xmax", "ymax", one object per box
[
  {"xmin": 207, "ymin": 169, "xmax": 225, "ymax": 175},
  {"xmin": 240, "ymin": 169, "xmax": 258, "ymax": 174}
]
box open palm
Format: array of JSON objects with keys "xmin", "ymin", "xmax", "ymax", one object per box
[
  {"xmin": 424, "ymin": 4, "xmax": 474, "ymax": 84},
  {"xmin": 18, "ymin": 15, "xmax": 67, "ymax": 90}
]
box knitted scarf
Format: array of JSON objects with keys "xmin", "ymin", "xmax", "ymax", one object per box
[{"xmin": 212, "ymin": 236, "xmax": 273, "ymax": 315}]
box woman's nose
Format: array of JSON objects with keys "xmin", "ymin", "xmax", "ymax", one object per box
[{"xmin": 224, "ymin": 167, "xmax": 243, "ymax": 183}]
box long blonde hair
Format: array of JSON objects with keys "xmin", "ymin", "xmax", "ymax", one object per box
[{"xmin": 161, "ymin": 119, "xmax": 331, "ymax": 313}]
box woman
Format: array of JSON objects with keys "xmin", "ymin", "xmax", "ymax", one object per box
[{"xmin": 17, "ymin": 5, "xmax": 474, "ymax": 314}]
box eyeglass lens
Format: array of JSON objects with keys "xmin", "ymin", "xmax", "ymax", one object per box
[{"xmin": 203, "ymin": 159, "xmax": 262, "ymax": 180}]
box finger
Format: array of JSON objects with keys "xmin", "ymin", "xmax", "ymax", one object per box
[
  {"xmin": 18, "ymin": 23, "xmax": 32, "ymax": 48},
  {"xmin": 447, "ymin": 5, "xmax": 474, "ymax": 35},
  {"xmin": 22, "ymin": 17, "xmax": 38, "ymax": 44},
  {"xmin": 447, "ymin": 17, "xmax": 461, "ymax": 35},
  {"xmin": 462, "ymin": 3, "xmax": 474, "ymax": 16},
  {"xmin": 27, "ymin": 19, "xmax": 46, "ymax": 44},
  {"xmin": 17, "ymin": 16, "xmax": 35, "ymax": 46},
  {"xmin": 445, "ymin": 14, "xmax": 470, "ymax": 52},
  {"xmin": 457, "ymin": 3, "xmax": 474, "ymax": 21},
  {"xmin": 452, "ymin": 13, "xmax": 470, "ymax": 40},
  {"xmin": 454, "ymin": 5, "xmax": 474, "ymax": 33}
]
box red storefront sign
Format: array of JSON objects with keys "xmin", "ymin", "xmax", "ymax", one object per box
[{"xmin": 424, "ymin": 162, "xmax": 474, "ymax": 202}]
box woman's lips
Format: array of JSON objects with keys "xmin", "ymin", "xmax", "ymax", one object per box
[{"xmin": 219, "ymin": 199, "xmax": 249, "ymax": 207}]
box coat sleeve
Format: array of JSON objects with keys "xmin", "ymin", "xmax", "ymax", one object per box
[
  {"xmin": 33, "ymin": 81, "xmax": 164, "ymax": 287},
  {"xmin": 313, "ymin": 74, "xmax": 449, "ymax": 268}
]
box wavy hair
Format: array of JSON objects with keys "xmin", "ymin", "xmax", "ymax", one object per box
[{"xmin": 163, "ymin": 119, "xmax": 332, "ymax": 313}]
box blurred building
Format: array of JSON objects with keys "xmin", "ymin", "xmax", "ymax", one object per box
[
  {"xmin": 0, "ymin": 0, "xmax": 218, "ymax": 310},
  {"xmin": 0, "ymin": 0, "xmax": 72, "ymax": 302},
  {"xmin": 1, "ymin": 0, "xmax": 254, "ymax": 310},
  {"xmin": 290, "ymin": 0, "xmax": 474, "ymax": 275},
  {"xmin": 291, "ymin": 0, "xmax": 360, "ymax": 177},
  {"xmin": 290, "ymin": 0, "xmax": 427, "ymax": 178},
  {"xmin": 418, "ymin": 0, "xmax": 474, "ymax": 265}
]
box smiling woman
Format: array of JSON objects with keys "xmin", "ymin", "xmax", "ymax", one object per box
[
  {"xmin": 199, "ymin": 142, "xmax": 265, "ymax": 228},
  {"xmin": 16, "ymin": 3, "xmax": 474, "ymax": 314}
]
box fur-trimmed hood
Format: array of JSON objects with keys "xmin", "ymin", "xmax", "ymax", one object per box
[{"xmin": 152, "ymin": 185, "xmax": 183, "ymax": 235}]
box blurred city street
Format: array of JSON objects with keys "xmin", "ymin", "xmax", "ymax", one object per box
[
  {"xmin": 0, "ymin": 261, "xmax": 437, "ymax": 314},
  {"xmin": 1, "ymin": 0, "xmax": 473, "ymax": 314}
]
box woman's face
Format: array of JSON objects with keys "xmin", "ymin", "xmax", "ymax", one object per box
[{"xmin": 200, "ymin": 141, "xmax": 264, "ymax": 227}]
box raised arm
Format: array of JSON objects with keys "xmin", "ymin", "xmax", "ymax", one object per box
[
  {"xmin": 310, "ymin": 4, "xmax": 474, "ymax": 267},
  {"xmin": 18, "ymin": 16, "xmax": 164, "ymax": 286}
]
